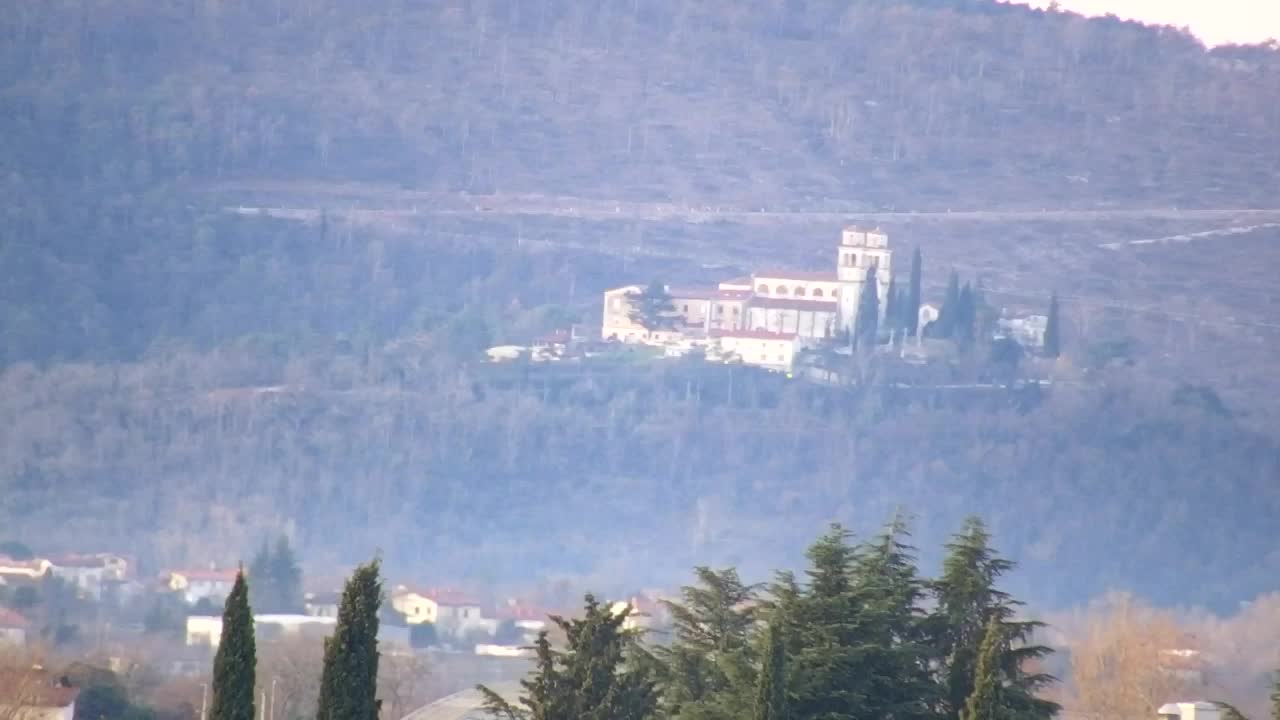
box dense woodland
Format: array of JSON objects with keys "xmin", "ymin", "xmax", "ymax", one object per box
[{"xmin": 1, "ymin": 0, "xmax": 1279, "ymax": 620}]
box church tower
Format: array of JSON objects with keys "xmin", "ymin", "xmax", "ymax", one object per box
[{"xmin": 836, "ymin": 226, "xmax": 893, "ymax": 337}]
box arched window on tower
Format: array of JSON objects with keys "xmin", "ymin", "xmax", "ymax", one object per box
[
  {"xmin": 812, "ymin": 288, "xmax": 824, "ymax": 298},
  {"xmin": 795, "ymin": 287, "xmax": 806, "ymax": 297},
  {"xmin": 775, "ymin": 285, "xmax": 788, "ymax": 295},
  {"xmin": 757, "ymin": 284, "xmax": 768, "ymax": 294}
]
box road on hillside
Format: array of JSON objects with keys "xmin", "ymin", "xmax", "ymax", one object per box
[
  {"xmin": 204, "ymin": 180, "xmax": 1280, "ymax": 225},
  {"xmin": 402, "ymin": 683, "xmax": 520, "ymax": 720}
]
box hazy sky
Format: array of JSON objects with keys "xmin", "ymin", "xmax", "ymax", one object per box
[{"xmin": 1031, "ymin": 0, "xmax": 1280, "ymax": 46}]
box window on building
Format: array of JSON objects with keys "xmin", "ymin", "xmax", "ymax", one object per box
[
  {"xmin": 795, "ymin": 287, "xmax": 806, "ymax": 297},
  {"xmin": 812, "ymin": 288, "xmax": 824, "ymax": 297},
  {"xmin": 775, "ymin": 285, "xmax": 788, "ymax": 295},
  {"xmin": 682, "ymin": 304, "xmax": 689, "ymax": 312}
]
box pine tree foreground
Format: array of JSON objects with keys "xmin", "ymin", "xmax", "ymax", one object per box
[
  {"xmin": 316, "ymin": 559, "xmax": 382, "ymax": 720},
  {"xmin": 209, "ymin": 570, "xmax": 256, "ymax": 720},
  {"xmin": 753, "ymin": 620, "xmax": 788, "ymax": 720}
]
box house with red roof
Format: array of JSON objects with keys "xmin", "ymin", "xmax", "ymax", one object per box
[
  {"xmin": 165, "ymin": 568, "xmax": 239, "ymax": 606},
  {"xmin": 389, "ymin": 585, "xmax": 493, "ymax": 640}
]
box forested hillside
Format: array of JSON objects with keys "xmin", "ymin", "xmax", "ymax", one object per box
[
  {"xmin": 2, "ymin": 1, "xmax": 1279, "ymax": 613},
  {"xmin": 3, "ymin": 0, "xmax": 1279, "ymax": 208}
]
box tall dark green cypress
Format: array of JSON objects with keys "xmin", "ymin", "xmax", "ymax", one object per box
[
  {"xmin": 753, "ymin": 620, "xmax": 787, "ymax": 720},
  {"xmin": 937, "ymin": 271, "xmax": 961, "ymax": 338},
  {"xmin": 884, "ymin": 275, "xmax": 900, "ymax": 334},
  {"xmin": 906, "ymin": 248, "xmax": 923, "ymax": 335},
  {"xmin": 210, "ymin": 570, "xmax": 255, "ymax": 720},
  {"xmin": 854, "ymin": 267, "xmax": 880, "ymax": 349},
  {"xmin": 316, "ymin": 559, "xmax": 382, "ymax": 720},
  {"xmin": 1043, "ymin": 293, "xmax": 1061, "ymax": 358},
  {"xmin": 959, "ymin": 617, "xmax": 1005, "ymax": 720}
]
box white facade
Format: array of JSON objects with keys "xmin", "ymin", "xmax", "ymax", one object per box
[
  {"xmin": 836, "ymin": 227, "xmax": 893, "ymax": 337},
  {"xmin": 1159, "ymin": 702, "xmax": 1223, "ymax": 720},
  {"xmin": 713, "ymin": 331, "xmax": 801, "ymax": 372}
]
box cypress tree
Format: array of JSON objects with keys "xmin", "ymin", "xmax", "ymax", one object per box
[
  {"xmin": 937, "ymin": 271, "xmax": 961, "ymax": 338},
  {"xmin": 960, "ymin": 617, "xmax": 1005, "ymax": 720},
  {"xmin": 854, "ymin": 267, "xmax": 880, "ymax": 349},
  {"xmin": 906, "ymin": 248, "xmax": 923, "ymax": 335},
  {"xmin": 1043, "ymin": 293, "xmax": 1061, "ymax": 358},
  {"xmin": 209, "ymin": 570, "xmax": 255, "ymax": 720},
  {"xmin": 884, "ymin": 275, "xmax": 900, "ymax": 334},
  {"xmin": 753, "ymin": 621, "xmax": 787, "ymax": 720},
  {"xmin": 316, "ymin": 559, "xmax": 382, "ymax": 720}
]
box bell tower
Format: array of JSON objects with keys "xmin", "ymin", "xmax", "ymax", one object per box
[{"xmin": 836, "ymin": 227, "xmax": 893, "ymax": 337}]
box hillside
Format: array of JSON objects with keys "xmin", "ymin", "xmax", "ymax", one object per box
[
  {"xmin": 2, "ymin": 0, "xmax": 1280, "ymax": 614},
  {"xmin": 3, "ymin": 0, "xmax": 1279, "ymax": 209}
]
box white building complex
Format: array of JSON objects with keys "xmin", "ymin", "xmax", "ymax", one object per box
[{"xmin": 601, "ymin": 226, "xmax": 894, "ymax": 371}]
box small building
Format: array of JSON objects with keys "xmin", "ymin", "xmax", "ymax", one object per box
[
  {"xmin": 0, "ymin": 557, "xmax": 51, "ymax": 582},
  {"xmin": 712, "ymin": 330, "xmax": 801, "ymax": 372},
  {"xmin": 996, "ymin": 312, "xmax": 1048, "ymax": 349},
  {"xmin": 0, "ymin": 669, "xmax": 78, "ymax": 720},
  {"xmin": 166, "ymin": 569, "xmax": 239, "ymax": 606},
  {"xmin": 390, "ymin": 586, "xmax": 484, "ymax": 629},
  {"xmin": 0, "ymin": 608, "xmax": 29, "ymax": 646},
  {"xmin": 303, "ymin": 591, "xmax": 341, "ymax": 619},
  {"xmin": 1158, "ymin": 702, "xmax": 1223, "ymax": 720},
  {"xmin": 185, "ymin": 614, "xmax": 410, "ymax": 651}
]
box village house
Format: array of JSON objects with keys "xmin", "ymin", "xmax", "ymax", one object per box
[
  {"xmin": 601, "ymin": 226, "xmax": 895, "ymax": 370},
  {"xmin": 165, "ymin": 568, "xmax": 239, "ymax": 606},
  {"xmin": 0, "ymin": 669, "xmax": 78, "ymax": 720},
  {"xmin": 303, "ymin": 591, "xmax": 341, "ymax": 618},
  {"xmin": 47, "ymin": 555, "xmax": 124, "ymax": 601},
  {"xmin": 0, "ymin": 557, "xmax": 51, "ymax": 582},
  {"xmin": 0, "ymin": 608, "xmax": 29, "ymax": 646},
  {"xmin": 185, "ymin": 613, "xmax": 410, "ymax": 652},
  {"xmin": 389, "ymin": 586, "xmax": 489, "ymax": 638}
]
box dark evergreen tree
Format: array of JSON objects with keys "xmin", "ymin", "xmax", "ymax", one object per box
[
  {"xmin": 854, "ymin": 267, "xmax": 880, "ymax": 349},
  {"xmin": 482, "ymin": 594, "xmax": 660, "ymax": 720},
  {"xmin": 906, "ymin": 248, "xmax": 923, "ymax": 335},
  {"xmin": 658, "ymin": 567, "xmax": 758, "ymax": 720},
  {"xmin": 956, "ymin": 283, "xmax": 976, "ymax": 347},
  {"xmin": 209, "ymin": 570, "xmax": 255, "ymax": 720},
  {"xmin": 853, "ymin": 515, "xmax": 936, "ymax": 720},
  {"xmin": 316, "ymin": 559, "xmax": 382, "ymax": 720},
  {"xmin": 929, "ymin": 518, "xmax": 1057, "ymax": 720},
  {"xmin": 1216, "ymin": 702, "xmax": 1250, "ymax": 720},
  {"xmin": 790, "ymin": 524, "xmax": 874, "ymax": 720},
  {"xmin": 249, "ymin": 535, "xmax": 303, "ymax": 614},
  {"xmin": 753, "ymin": 620, "xmax": 787, "ymax": 720},
  {"xmin": 935, "ymin": 271, "xmax": 961, "ymax": 338},
  {"xmin": 629, "ymin": 281, "xmax": 677, "ymax": 331},
  {"xmin": 1043, "ymin": 293, "xmax": 1061, "ymax": 358},
  {"xmin": 960, "ymin": 617, "xmax": 1005, "ymax": 720},
  {"xmin": 1270, "ymin": 670, "xmax": 1280, "ymax": 720},
  {"xmin": 884, "ymin": 275, "xmax": 901, "ymax": 335}
]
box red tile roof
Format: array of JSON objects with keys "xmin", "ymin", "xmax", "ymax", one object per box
[
  {"xmin": 0, "ymin": 608, "xmax": 30, "ymax": 628},
  {"xmin": 712, "ymin": 329, "xmax": 800, "ymax": 341},
  {"xmin": 0, "ymin": 671, "xmax": 79, "ymax": 706},
  {"xmin": 752, "ymin": 268, "xmax": 839, "ymax": 282},
  {"xmin": 171, "ymin": 569, "xmax": 239, "ymax": 583},
  {"xmin": 749, "ymin": 296, "xmax": 838, "ymax": 312},
  {"xmin": 668, "ymin": 287, "xmax": 753, "ymax": 301}
]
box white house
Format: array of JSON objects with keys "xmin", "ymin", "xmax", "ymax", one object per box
[
  {"xmin": 711, "ymin": 330, "xmax": 802, "ymax": 373},
  {"xmin": 0, "ymin": 670, "xmax": 78, "ymax": 720},
  {"xmin": 0, "ymin": 557, "xmax": 51, "ymax": 582},
  {"xmin": 185, "ymin": 614, "xmax": 410, "ymax": 651},
  {"xmin": 166, "ymin": 569, "xmax": 238, "ymax": 605},
  {"xmin": 303, "ymin": 591, "xmax": 341, "ymax": 618},
  {"xmin": 389, "ymin": 586, "xmax": 492, "ymax": 638}
]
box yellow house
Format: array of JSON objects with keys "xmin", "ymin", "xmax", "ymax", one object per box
[{"xmin": 390, "ymin": 586, "xmax": 482, "ymax": 626}]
